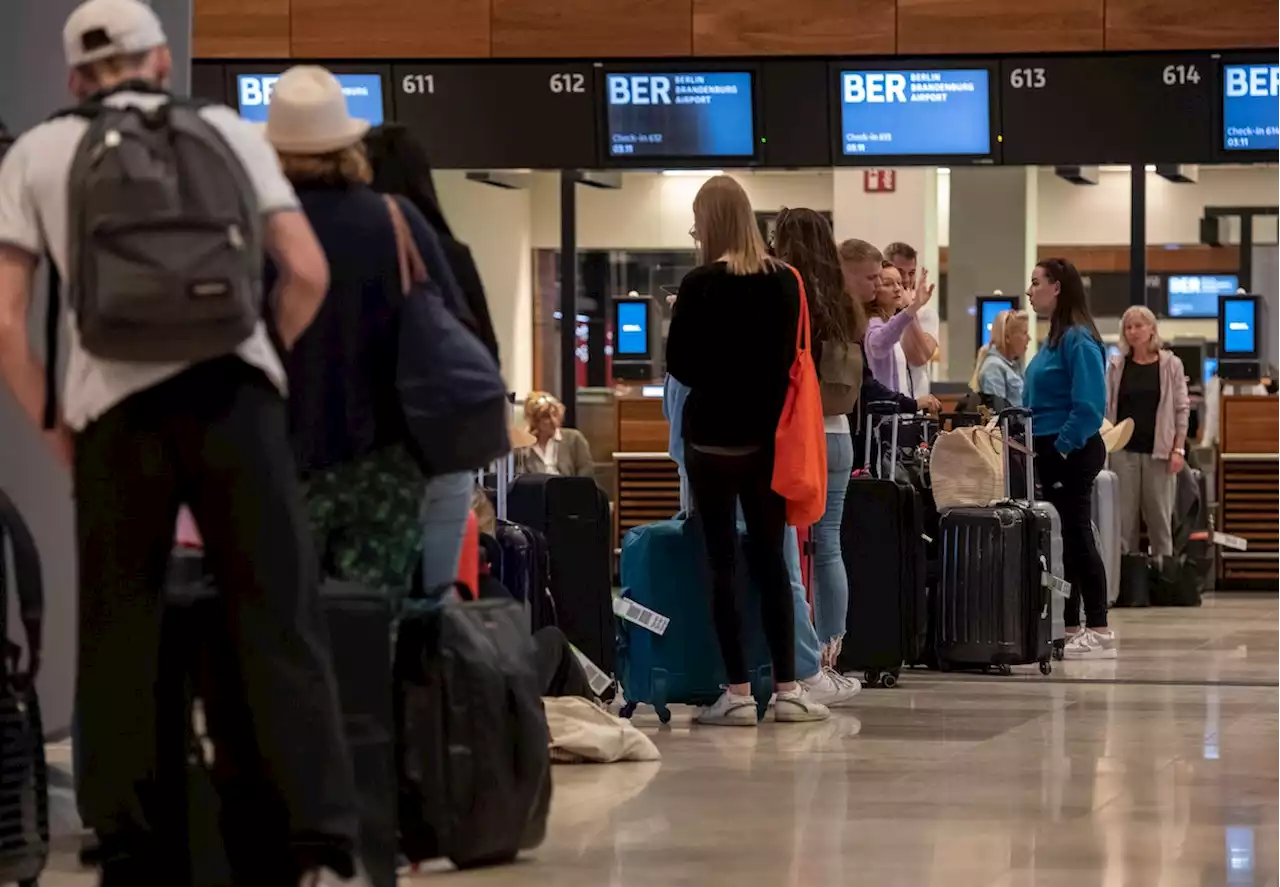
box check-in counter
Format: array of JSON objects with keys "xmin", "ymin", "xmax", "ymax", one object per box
[
  {"xmin": 1217, "ymin": 395, "xmax": 1278, "ymax": 590},
  {"xmin": 613, "ymin": 396, "xmax": 679, "ymax": 551}
]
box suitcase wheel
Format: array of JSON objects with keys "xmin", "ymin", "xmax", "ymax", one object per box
[
  {"xmin": 1039, "ymin": 660, "xmax": 1053, "ymax": 676},
  {"xmin": 996, "ymin": 664, "xmax": 1013, "ymax": 677},
  {"xmin": 880, "ymin": 672, "xmax": 899, "ymax": 690},
  {"xmin": 1051, "ymin": 639, "xmax": 1065, "ymax": 661},
  {"xmin": 654, "ymin": 704, "xmax": 672, "ymax": 725},
  {"xmin": 620, "ymin": 701, "xmax": 637, "ymax": 720}
]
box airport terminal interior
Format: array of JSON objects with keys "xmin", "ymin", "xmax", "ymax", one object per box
[{"xmin": 2, "ymin": 1, "xmax": 1278, "ymax": 885}]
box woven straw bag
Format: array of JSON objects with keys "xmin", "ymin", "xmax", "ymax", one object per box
[{"xmin": 930, "ymin": 425, "xmax": 1005, "ymax": 510}]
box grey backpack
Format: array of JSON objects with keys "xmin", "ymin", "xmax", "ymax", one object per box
[{"xmin": 64, "ymin": 91, "xmax": 263, "ymax": 362}]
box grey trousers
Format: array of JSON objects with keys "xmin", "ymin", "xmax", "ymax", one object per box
[{"xmin": 1111, "ymin": 448, "xmax": 1177, "ymax": 557}]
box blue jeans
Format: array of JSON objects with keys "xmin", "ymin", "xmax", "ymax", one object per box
[
  {"xmin": 813, "ymin": 432, "xmax": 854, "ymax": 647},
  {"xmin": 786, "ymin": 526, "xmax": 822, "ymax": 680},
  {"xmin": 420, "ymin": 471, "xmax": 475, "ymax": 594}
]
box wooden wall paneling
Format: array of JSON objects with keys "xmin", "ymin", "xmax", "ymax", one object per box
[
  {"xmin": 616, "ymin": 397, "xmax": 671, "ymax": 454},
  {"xmin": 1105, "ymin": 0, "xmax": 1276, "ymax": 50},
  {"xmin": 897, "ymin": 0, "xmax": 1103, "ymax": 54},
  {"xmin": 1220, "ymin": 396, "xmax": 1280, "ymax": 456},
  {"xmin": 491, "ymin": 0, "xmax": 692, "ymax": 58},
  {"xmin": 193, "ymin": 0, "xmax": 291, "ymax": 59},
  {"xmin": 692, "ymin": 0, "xmax": 894, "ymax": 56},
  {"xmin": 291, "ymin": 0, "xmax": 491, "ymax": 58}
]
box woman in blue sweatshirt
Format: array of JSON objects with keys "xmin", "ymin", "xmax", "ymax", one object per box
[{"xmin": 1024, "ymin": 258, "xmax": 1113, "ymax": 660}]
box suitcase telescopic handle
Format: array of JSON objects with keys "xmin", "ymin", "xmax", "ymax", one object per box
[
  {"xmin": 996, "ymin": 407, "xmax": 1035, "ymax": 502},
  {"xmin": 495, "ymin": 392, "xmax": 520, "ymax": 521},
  {"xmin": 864, "ymin": 403, "xmax": 916, "ymax": 478}
]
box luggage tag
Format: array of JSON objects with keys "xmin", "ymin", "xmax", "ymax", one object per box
[
  {"xmin": 613, "ymin": 597, "xmax": 671, "ymax": 636},
  {"xmin": 569, "ymin": 644, "xmax": 615, "ymax": 698},
  {"xmin": 1041, "ymin": 573, "xmax": 1071, "ymax": 599},
  {"xmin": 1211, "ymin": 532, "xmax": 1248, "ymax": 551}
]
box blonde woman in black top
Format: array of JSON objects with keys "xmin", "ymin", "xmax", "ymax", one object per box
[{"xmin": 666, "ymin": 176, "xmax": 829, "ymax": 726}]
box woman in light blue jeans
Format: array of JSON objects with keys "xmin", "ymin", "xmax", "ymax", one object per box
[
  {"xmin": 812, "ymin": 431, "xmax": 854, "ymax": 664},
  {"xmin": 773, "ymin": 209, "xmax": 866, "ymax": 666},
  {"xmin": 420, "ymin": 470, "xmax": 475, "ymax": 593}
]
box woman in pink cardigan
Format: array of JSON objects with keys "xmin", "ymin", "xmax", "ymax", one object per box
[{"xmin": 1105, "ymin": 306, "xmax": 1191, "ymax": 560}]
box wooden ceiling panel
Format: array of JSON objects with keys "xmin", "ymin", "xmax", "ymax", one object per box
[
  {"xmin": 693, "ymin": 0, "xmax": 895, "ymax": 56},
  {"xmin": 897, "ymin": 0, "xmax": 1104, "ymax": 54},
  {"xmin": 1106, "ymin": 0, "xmax": 1277, "ymax": 50},
  {"xmin": 492, "ymin": 0, "xmax": 692, "ymax": 58},
  {"xmin": 194, "ymin": 0, "xmax": 291, "ymax": 58},
  {"xmin": 291, "ymin": 0, "xmax": 491, "ymax": 58}
]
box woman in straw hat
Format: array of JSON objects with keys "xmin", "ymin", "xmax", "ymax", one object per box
[
  {"xmin": 1106, "ymin": 305, "xmax": 1190, "ymax": 563},
  {"xmin": 264, "ymin": 65, "xmax": 472, "ymax": 600}
]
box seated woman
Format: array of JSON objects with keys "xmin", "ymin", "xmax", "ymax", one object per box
[
  {"xmin": 515, "ymin": 392, "xmax": 595, "ymax": 479},
  {"xmin": 971, "ymin": 309, "xmax": 1030, "ymax": 408}
]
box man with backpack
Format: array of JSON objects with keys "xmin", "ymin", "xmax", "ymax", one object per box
[{"xmin": 0, "ymin": 1, "xmax": 362, "ymax": 884}]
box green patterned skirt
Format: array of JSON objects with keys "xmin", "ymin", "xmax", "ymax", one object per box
[{"xmin": 301, "ymin": 444, "xmax": 426, "ymax": 599}]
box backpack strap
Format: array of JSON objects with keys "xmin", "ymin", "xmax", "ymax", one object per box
[{"xmin": 42, "ymin": 258, "xmax": 59, "ymax": 431}]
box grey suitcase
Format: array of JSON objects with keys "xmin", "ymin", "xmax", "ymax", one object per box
[{"xmin": 1092, "ymin": 469, "xmax": 1121, "ymax": 606}]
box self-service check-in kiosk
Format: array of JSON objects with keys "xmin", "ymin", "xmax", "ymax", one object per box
[{"xmin": 1217, "ymin": 293, "xmax": 1268, "ymax": 381}]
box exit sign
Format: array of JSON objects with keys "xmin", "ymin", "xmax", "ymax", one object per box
[{"xmin": 863, "ymin": 169, "xmax": 896, "ymax": 192}]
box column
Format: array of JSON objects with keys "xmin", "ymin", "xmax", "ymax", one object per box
[
  {"xmin": 0, "ymin": 0, "xmax": 192, "ymax": 738},
  {"xmin": 832, "ymin": 167, "xmax": 940, "ymax": 390},
  {"xmin": 946, "ymin": 167, "xmax": 1039, "ymax": 381}
]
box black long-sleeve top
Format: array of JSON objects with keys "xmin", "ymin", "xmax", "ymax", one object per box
[{"xmin": 666, "ymin": 261, "xmax": 800, "ymax": 450}]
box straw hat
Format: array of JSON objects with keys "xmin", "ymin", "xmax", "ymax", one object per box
[
  {"xmin": 264, "ymin": 66, "xmax": 369, "ymax": 154},
  {"xmin": 1100, "ymin": 417, "xmax": 1134, "ymax": 454}
]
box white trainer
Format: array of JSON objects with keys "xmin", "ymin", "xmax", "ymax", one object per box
[
  {"xmin": 801, "ymin": 668, "xmax": 862, "ymax": 707},
  {"xmin": 773, "ymin": 684, "xmax": 832, "ymax": 723},
  {"xmin": 1063, "ymin": 628, "xmax": 1118, "ymax": 660},
  {"xmin": 695, "ymin": 689, "xmax": 761, "ymax": 727}
]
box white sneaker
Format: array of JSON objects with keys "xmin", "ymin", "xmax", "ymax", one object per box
[
  {"xmin": 773, "ymin": 684, "xmax": 831, "ymax": 723},
  {"xmin": 695, "ymin": 689, "xmax": 760, "ymax": 727},
  {"xmin": 1063, "ymin": 628, "xmax": 1118, "ymax": 660},
  {"xmin": 300, "ymin": 872, "xmax": 370, "ymax": 887},
  {"xmin": 801, "ymin": 668, "xmax": 861, "ymax": 707}
]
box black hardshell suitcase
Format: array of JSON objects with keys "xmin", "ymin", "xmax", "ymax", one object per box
[
  {"xmin": 935, "ymin": 409, "xmax": 1054, "ymax": 676},
  {"xmin": 0, "ymin": 490, "xmax": 48, "ymax": 887},
  {"xmin": 837, "ymin": 405, "xmax": 928, "ymax": 688},
  {"xmin": 506, "ymin": 474, "xmax": 615, "ymax": 677},
  {"xmin": 162, "ymin": 555, "xmax": 398, "ymax": 887}
]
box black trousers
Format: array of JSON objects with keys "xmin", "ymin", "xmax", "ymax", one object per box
[
  {"xmin": 684, "ymin": 445, "xmax": 795, "ymax": 685},
  {"xmin": 1034, "ymin": 433, "xmax": 1109, "ymax": 630},
  {"xmin": 73, "ymin": 357, "xmax": 359, "ymax": 879}
]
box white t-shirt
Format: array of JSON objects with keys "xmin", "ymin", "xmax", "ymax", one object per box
[
  {"xmin": 0, "ymin": 93, "xmax": 295, "ymax": 431},
  {"xmin": 893, "ymin": 342, "xmax": 912, "ymax": 397},
  {"xmin": 908, "ymin": 303, "xmax": 939, "ymax": 398}
]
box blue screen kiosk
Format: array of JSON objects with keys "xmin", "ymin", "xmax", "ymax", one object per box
[
  {"xmin": 1217, "ymin": 293, "xmax": 1266, "ymax": 381},
  {"xmin": 612, "ymin": 297, "xmax": 654, "ymax": 380},
  {"xmin": 975, "ymin": 295, "xmax": 1019, "ymax": 351}
]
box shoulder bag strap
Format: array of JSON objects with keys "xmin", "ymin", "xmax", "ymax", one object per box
[
  {"xmin": 785, "ymin": 263, "xmax": 809, "ymax": 357},
  {"xmin": 382, "ymin": 195, "xmax": 428, "ymax": 295},
  {"xmin": 42, "ymin": 258, "xmax": 60, "ymax": 431}
]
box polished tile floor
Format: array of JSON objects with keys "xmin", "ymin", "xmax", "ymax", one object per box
[{"xmin": 45, "ymin": 593, "xmax": 1278, "ymax": 886}]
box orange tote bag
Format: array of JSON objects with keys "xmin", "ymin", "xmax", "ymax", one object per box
[{"xmin": 772, "ymin": 265, "xmax": 827, "ymax": 527}]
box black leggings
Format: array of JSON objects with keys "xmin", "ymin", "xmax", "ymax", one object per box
[
  {"xmin": 1035, "ymin": 433, "xmax": 1109, "ymax": 630},
  {"xmin": 684, "ymin": 445, "xmax": 795, "ymax": 685}
]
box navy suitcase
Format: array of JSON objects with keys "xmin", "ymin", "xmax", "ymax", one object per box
[
  {"xmin": 506, "ymin": 475, "xmax": 615, "ymax": 677},
  {"xmin": 837, "ymin": 406, "xmax": 928, "ymax": 688},
  {"xmin": 935, "ymin": 409, "xmax": 1054, "ymax": 676}
]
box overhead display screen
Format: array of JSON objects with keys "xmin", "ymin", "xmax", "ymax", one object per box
[
  {"xmin": 1000, "ymin": 54, "xmax": 1214, "ymax": 164},
  {"xmin": 1222, "ymin": 63, "xmax": 1279, "ymax": 152},
  {"xmin": 603, "ymin": 71, "xmax": 756, "ymax": 160},
  {"xmin": 236, "ymin": 73, "xmax": 385, "ymax": 125},
  {"xmin": 1166, "ymin": 274, "xmax": 1238, "ymax": 318},
  {"xmin": 391, "ymin": 63, "xmax": 598, "ymax": 169},
  {"xmin": 833, "ymin": 64, "xmax": 995, "ymax": 161}
]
